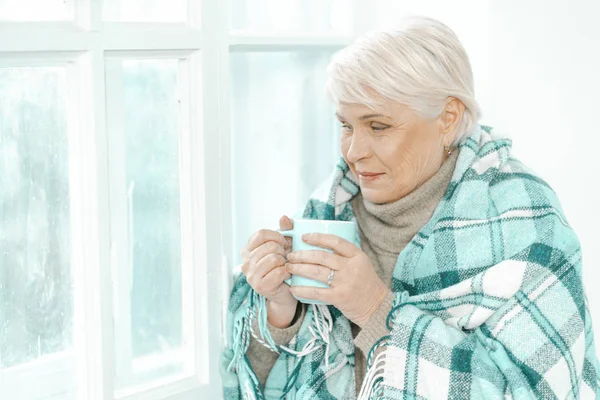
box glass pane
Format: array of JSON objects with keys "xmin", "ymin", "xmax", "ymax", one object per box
[
  {"xmin": 107, "ymin": 59, "xmax": 186, "ymax": 389},
  {"xmin": 103, "ymin": 0, "xmax": 186, "ymax": 22},
  {"xmin": 230, "ymin": 51, "xmax": 340, "ymax": 266},
  {"xmin": 0, "ymin": 0, "xmax": 73, "ymax": 21},
  {"xmin": 230, "ymin": 0, "xmax": 352, "ymax": 33},
  {"xmin": 0, "ymin": 67, "xmax": 72, "ymax": 368}
]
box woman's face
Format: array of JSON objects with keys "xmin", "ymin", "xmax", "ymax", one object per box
[{"xmin": 337, "ymin": 98, "xmax": 458, "ymax": 204}]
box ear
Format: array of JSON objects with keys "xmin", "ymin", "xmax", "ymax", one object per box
[{"xmin": 438, "ymin": 97, "xmax": 465, "ymax": 146}]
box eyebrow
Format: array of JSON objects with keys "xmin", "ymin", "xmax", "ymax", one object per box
[
  {"xmin": 335, "ymin": 112, "xmax": 389, "ymax": 121},
  {"xmin": 359, "ymin": 113, "xmax": 387, "ymax": 120}
]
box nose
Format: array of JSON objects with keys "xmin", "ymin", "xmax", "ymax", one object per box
[{"xmin": 345, "ymin": 128, "xmax": 371, "ymax": 164}]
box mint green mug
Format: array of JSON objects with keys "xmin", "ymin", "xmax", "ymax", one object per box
[{"xmin": 279, "ymin": 219, "xmax": 359, "ymax": 305}]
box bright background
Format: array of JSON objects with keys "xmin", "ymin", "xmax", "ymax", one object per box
[{"xmin": 0, "ymin": 0, "xmax": 598, "ymax": 399}]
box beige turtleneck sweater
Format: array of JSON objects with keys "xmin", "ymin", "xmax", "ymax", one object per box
[{"xmin": 246, "ymin": 150, "xmax": 459, "ymax": 393}]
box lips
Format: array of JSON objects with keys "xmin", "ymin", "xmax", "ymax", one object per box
[
  {"xmin": 358, "ymin": 172, "xmax": 382, "ymax": 177},
  {"xmin": 357, "ymin": 171, "xmax": 384, "ymax": 181}
]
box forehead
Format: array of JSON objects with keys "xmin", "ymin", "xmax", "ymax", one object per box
[{"xmin": 336, "ymin": 100, "xmax": 411, "ymax": 120}]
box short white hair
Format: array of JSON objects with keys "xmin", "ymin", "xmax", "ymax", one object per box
[{"xmin": 326, "ymin": 16, "xmax": 481, "ymax": 144}]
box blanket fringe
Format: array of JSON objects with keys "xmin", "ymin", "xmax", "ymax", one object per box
[
  {"xmin": 357, "ymin": 349, "xmax": 388, "ymax": 400},
  {"xmin": 228, "ymin": 304, "xmax": 252, "ymax": 372},
  {"xmin": 240, "ymin": 359, "xmax": 264, "ymax": 400},
  {"xmin": 279, "ymin": 304, "xmax": 333, "ymax": 366},
  {"xmin": 229, "ymin": 296, "xmax": 336, "ymax": 398},
  {"xmin": 244, "ymin": 379, "xmax": 256, "ymax": 400},
  {"xmin": 229, "ymin": 290, "xmax": 278, "ymax": 373},
  {"xmin": 249, "ymin": 293, "xmax": 280, "ymax": 353},
  {"xmin": 355, "ymin": 291, "xmax": 411, "ymax": 398}
]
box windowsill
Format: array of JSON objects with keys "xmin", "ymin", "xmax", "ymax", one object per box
[
  {"xmin": 115, "ymin": 374, "xmax": 200, "ymax": 400},
  {"xmin": 0, "ymin": 351, "xmax": 72, "ymax": 400},
  {"xmin": 0, "ymin": 349, "xmax": 203, "ymax": 400}
]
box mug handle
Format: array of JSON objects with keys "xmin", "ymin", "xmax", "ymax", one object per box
[{"xmin": 277, "ymin": 228, "xmax": 295, "ymax": 285}]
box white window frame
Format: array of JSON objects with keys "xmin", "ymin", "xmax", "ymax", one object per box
[{"xmin": 0, "ymin": 0, "xmax": 374, "ymax": 399}]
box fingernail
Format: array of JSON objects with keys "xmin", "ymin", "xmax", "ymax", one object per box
[
  {"xmin": 302, "ymin": 233, "xmax": 311, "ymax": 241},
  {"xmin": 285, "ymin": 263, "xmax": 293, "ymax": 272}
]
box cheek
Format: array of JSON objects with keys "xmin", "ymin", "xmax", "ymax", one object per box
[
  {"xmin": 373, "ymin": 138, "xmax": 415, "ymax": 174},
  {"xmin": 378, "ymin": 137, "xmax": 434, "ymax": 191}
]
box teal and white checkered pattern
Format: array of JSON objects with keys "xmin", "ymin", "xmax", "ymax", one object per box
[{"xmin": 221, "ymin": 125, "xmax": 600, "ymax": 399}]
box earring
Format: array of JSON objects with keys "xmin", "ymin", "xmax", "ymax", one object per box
[{"xmin": 444, "ymin": 146, "xmax": 453, "ymax": 156}]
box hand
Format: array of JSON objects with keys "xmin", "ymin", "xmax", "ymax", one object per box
[
  {"xmin": 285, "ymin": 233, "xmax": 389, "ymax": 327},
  {"xmin": 241, "ymin": 216, "xmax": 298, "ymax": 328}
]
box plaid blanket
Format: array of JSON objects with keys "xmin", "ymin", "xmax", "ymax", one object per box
[{"xmin": 221, "ymin": 125, "xmax": 600, "ymax": 399}]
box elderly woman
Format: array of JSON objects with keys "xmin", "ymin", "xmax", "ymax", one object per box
[{"xmin": 221, "ymin": 17, "xmax": 600, "ymax": 399}]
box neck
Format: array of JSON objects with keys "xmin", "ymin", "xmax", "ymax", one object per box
[{"xmin": 352, "ymin": 149, "xmax": 459, "ymax": 255}]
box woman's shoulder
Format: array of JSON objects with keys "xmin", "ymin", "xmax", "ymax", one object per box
[
  {"xmin": 490, "ymin": 155, "xmax": 565, "ymax": 212},
  {"xmin": 455, "ymin": 125, "xmax": 567, "ymax": 217},
  {"xmin": 446, "ymin": 125, "xmax": 579, "ymax": 255}
]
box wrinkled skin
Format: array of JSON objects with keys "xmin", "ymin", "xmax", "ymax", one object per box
[{"xmin": 243, "ymin": 95, "xmax": 465, "ymax": 328}]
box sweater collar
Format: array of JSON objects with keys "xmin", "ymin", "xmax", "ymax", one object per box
[{"xmin": 351, "ymin": 150, "xmax": 459, "ymax": 254}]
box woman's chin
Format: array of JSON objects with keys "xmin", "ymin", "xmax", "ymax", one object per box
[{"xmin": 360, "ymin": 188, "xmax": 390, "ymax": 205}]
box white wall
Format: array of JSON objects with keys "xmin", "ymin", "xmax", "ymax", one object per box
[
  {"xmin": 486, "ymin": 0, "xmax": 600, "ymax": 332},
  {"xmin": 375, "ymin": 0, "xmax": 600, "ymax": 336}
]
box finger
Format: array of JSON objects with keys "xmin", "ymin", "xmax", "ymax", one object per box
[
  {"xmin": 301, "ymin": 233, "xmax": 359, "ymax": 258},
  {"xmin": 262, "ymin": 266, "xmax": 292, "ymax": 289},
  {"xmin": 286, "ymin": 262, "xmax": 333, "ymax": 286},
  {"xmin": 279, "ymin": 215, "xmax": 294, "ymax": 252},
  {"xmin": 247, "ymin": 229, "xmax": 287, "ymax": 252},
  {"xmin": 245, "ymin": 242, "xmax": 285, "ymax": 281},
  {"xmin": 253, "ymin": 253, "xmax": 287, "ymax": 280},
  {"xmin": 279, "ymin": 215, "xmax": 293, "ymax": 231},
  {"xmin": 286, "ymin": 249, "xmax": 344, "ymax": 270},
  {"xmin": 249, "ymin": 241, "xmax": 286, "ymax": 267},
  {"xmin": 289, "ymin": 286, "xmax": 334, "ymax": 304}
]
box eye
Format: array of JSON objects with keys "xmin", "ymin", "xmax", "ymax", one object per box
[
  {"xmin": 370, "ymin": 123, "xmax": 389, "ymax": 132},
  {"xmin": 340, "ymin": 123, "xmax": 353, "ymax": 133}
]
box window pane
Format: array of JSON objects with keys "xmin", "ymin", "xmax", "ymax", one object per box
[
  {"xmin": 230, "ymin": 52, "xmax": 340, "ymax": 266},
  {"xmin": 103, "ymin": 0, "xmax": 186, "ymax": 22},
  {"xmin": 0, "ymin": 67, "xmax": 72, "ymax": 367},
  {"xmin": 107, "ymin": 59, "xmax": 187, "ymax": 389},
  {"xmin": 230, "ymin": 0, "xmax": 352, "ymax": 33},
  {"xmin": 0, "ymin": 0, "xmax": 73, "ymax": 21}
]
